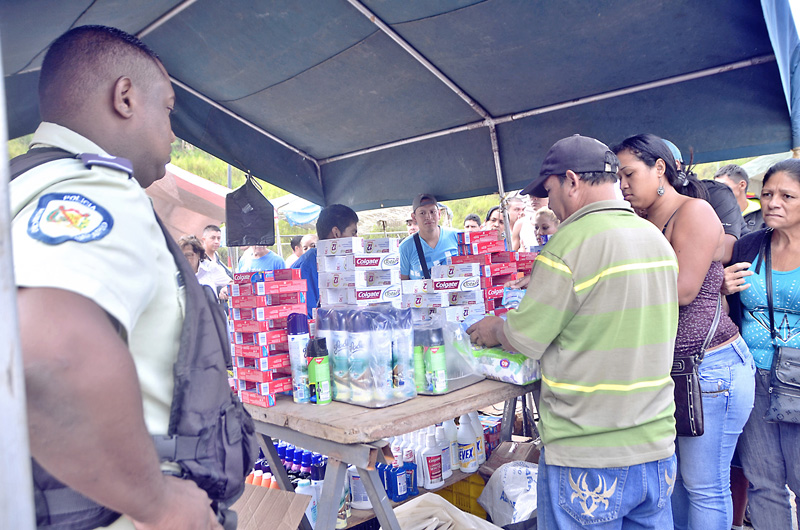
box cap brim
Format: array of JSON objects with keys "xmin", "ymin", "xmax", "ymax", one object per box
[{"xmin": 521, "ymin": 175, "xmax": 549, "ymax": 198}]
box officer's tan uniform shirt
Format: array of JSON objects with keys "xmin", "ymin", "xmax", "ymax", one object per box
[{"xmin": 12, "ymin": 122, "xmax": 184, "ymax": 453}]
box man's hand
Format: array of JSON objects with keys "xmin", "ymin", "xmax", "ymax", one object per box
[
  {"xmin": 722, "ymin": 262, "xmax": 753, "ymax": 296},
  {"xmin": 132, "ymin": 476, "xmax": 222, "ymax": 530},
  {"xmin": 466, "ymin": 316, "xmax": 505, "ymax": 348},
  {"xmin": 505, "ymin": 275, "xmax": 530, "ymax": 290}
]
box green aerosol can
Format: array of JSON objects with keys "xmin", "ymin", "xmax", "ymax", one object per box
[{"xmin": 307, "ymin": 337, "xmax": 332, "ymax": 405}]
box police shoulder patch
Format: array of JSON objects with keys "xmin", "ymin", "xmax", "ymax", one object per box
[{"xmin": 27, "ymin": 193, "xmax": 114, "ymax": 244}]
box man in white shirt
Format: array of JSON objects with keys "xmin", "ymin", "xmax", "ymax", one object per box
[{"xmin": 197, "ymin": 224, "xmax": 231, "ymax": 300}]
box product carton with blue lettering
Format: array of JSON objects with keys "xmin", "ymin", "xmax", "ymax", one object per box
[
  {"xmin": 233, "ymin": 268, "xmax": 301, "ymax": 284},
  {"xmin": 233, "ymin": 329, "xmax": 288, "ymax": 346},
  {"xmin": 318, "ymin": 269, "xmax": 400, "ymax": 289},
  {"xmin": 232, "ymin": 342, "xmax": 290, "ymax": 359},
  {"xmin": 431, "ymin": 263, "xmax": 481, "ymax": 279},
  {"xmin": 457, "ymin": 230, "xmax": 499, "ymax": 245},
  {"xmin": 228, "ymin": 279, "xmax": 307, "ymax": 298},
  {"xmin": 401, "ymin": 292, "xmax": 450, "ymax": 309},
  {"xmin": 347, "ymin": 285, "xmax": 402, "ymax": 305},
  {"xmin": 432, "ymin": 277, "xmax": 481, "ymax": 292}
]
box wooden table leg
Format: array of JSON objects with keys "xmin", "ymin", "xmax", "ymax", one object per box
[
  {"xmin": 318, "ymin": 458, "xmax": 347, "ymax": 530},
  {"xmin": 357, "ymin": 466, "xmax": 401, "ymax": 530}
]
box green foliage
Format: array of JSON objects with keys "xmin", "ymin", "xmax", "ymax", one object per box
[
  {"xmin": 442, "ymin": 194, "xmax": 502, "ymax": 229},
  {"xmin": 8, "ymin": 134, "xmax": 32, "ymax": 158}
]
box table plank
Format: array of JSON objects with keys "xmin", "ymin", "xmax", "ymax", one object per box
[{"xmin": 245, "ymin": 379, "xmax": 536, "ymax": 444}]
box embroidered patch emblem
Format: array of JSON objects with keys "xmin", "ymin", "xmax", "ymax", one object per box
[
  {"xmin": 27, "ymin": 193, "xmax": 113, "ymax": 244},
  {"xmin": 569, "ymin": 471, "xmax": 617, "ymax": 517}
]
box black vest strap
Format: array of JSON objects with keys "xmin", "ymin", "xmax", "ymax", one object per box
[{"xmin": 413, "ymin": 232, "xmax": 431, "ymax": 279}]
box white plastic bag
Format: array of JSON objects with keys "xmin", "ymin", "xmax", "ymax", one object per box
[
  {"xmin": 382, "ymin": 492, "xmax": 501, "ymax": 530},
  {"xmin": 477, "ymin": 461, "xmax": 538, "ymax": 526}
]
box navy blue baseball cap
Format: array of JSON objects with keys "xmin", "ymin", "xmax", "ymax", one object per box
[{"xmin": 522, "ymin": 134, "xmax": 620, "ymax": 197}]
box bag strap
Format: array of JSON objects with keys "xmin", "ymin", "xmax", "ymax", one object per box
[
  {"xmin": 764, "ymin": 231, "xmax": 778, "ymax": 342},
  {"xmin": 10, "ymin": 147, "xmax": 74, "ymax": 180},
  {"xmin": 698, "ymin": 293, "xmax": 722, "ymax": 362},
  {"xmin": 413, "ymin": 232, "xmax": 431, "ymax": 279}
]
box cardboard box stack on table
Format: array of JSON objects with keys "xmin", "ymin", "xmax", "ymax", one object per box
[{"xmin": 228, "ymin": 269, "xmax": 308, "ymax": 408}]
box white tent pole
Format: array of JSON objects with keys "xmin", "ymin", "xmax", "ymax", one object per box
[
  {"xmin": 489, "ymin": 124, "xmax": 513, "ymax": 242},
  {"xmin": 137, "ymin": 0, "xmax": 198, "ymax": 38},
  {"xmin": 0, "ymin": 27, "xmax": 37, "ymax": 529}
]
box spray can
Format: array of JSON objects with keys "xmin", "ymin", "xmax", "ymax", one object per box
[
  {"xmin": 413, "ymin": 328, "xmax": 428, "ymax": 392},
  {"xmin": 426, "ymin": 327, "xmax": 448, "ymax": 394},
  {"xmin": 347, "ymin": 310, "xmax": 372, "ymax": 403},
  {"xmin": 307, "ymin": 338, "xmax": 332, "ymax": 405},
  {"xmin": 457, "ymin": 414, "xmax": 478, "ymax": 474},
  {"xmin": 288, "ymin": 313, "xmax": 311, "ymax": 404}
]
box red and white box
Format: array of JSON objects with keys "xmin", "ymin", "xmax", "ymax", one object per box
[
  {"xmin": 316, "ymin": 237, "xmax": 364, "ymax": 256},
  {"xmin": 230, "ymin": 309, "xmax": 289, "ymax": 326},
  {"xmin": 449, "ymin": 254, "xmax": 492, "ymax": 266},
  {"xmin": 230, "ymin": 293, "xmax": 306, "ymax": 309},
  {"xmin": 363, "ymin": 238, "xmax": 399, "ymax": 254},
  {"xmin": 432, "ymin": 277, "xmax": 481, "ymax": 292},
  {"xmin": 448, "ymin": 290, "xmax": 485, "ymax": 305},
  {"xmin": 493, "ymin": 307, "xmax": 510, "ymax": 318},
  {"xmin": 401, "ymin": 279, "xmax": 433, "ymax": 294},
  {"xmin": 235, "ymin": 353, "xmax": 291, "ymax": 372},
  {"xmin": 483, "ymin": 261, "xmax": 518, "ymax": 278},
  {"xmin": 232, "ymin": 329, "xmax": 288, "ymax": 346},
  {"xmin": 231, "ymin": 318, "xmax": 288, "ymax": 333},
  {"xmin": 349, "ymin": 253, "xmax": 400, "ymax": 271},
  {"xmin": 238, "ymin": 390, "xmax": 276, "ymax": 408},
  {"xmin": 235, "ymin": 366, "xmax": 280, "ymax": 383},
  {"xmin": 485, "ymin": 299, "xmax": 497, "ymax": 312},
  {"xmin": 516, "ymin": 252, "xmax": 538, "ymax": 262},
  {"xmin": 401, "ymin": 293, "xmax": 450, "ymax": 309},
  {"xmin": 431, "ymin": 263, "xmax": 481, "ymax": 279},
  {"xmin": 318, "ymin": 269, "xmax": 400, "ymax": 289},
  {"xmin": 229, "ymin": 303, "xmax": 306, "ymax": 320},
  {"xmin": 233, "ymin": 269, "xmax": 301, "ymax": 284},
  {"xmin": 459, "ymin": 240, "xmax": 506, "ymax": 255},
  {"xmin": 232, "ymin": 342, "xmax": 291, "ymax": 359},
  {"xmin": 489, "ymin": 251, "xmax": 519, "ymax": 263},
  {"xmin": 483, "ymin": 285, "xmax": 505, "ymax": 301},
  {"xmin": 457, "ymin": 230, "xmax": 500, "ymax": 245},
  {"xmin": 347, "ymin": 285, "xmax": 402, "ymax": 305},
  {"xmin": 228, "ymin": 279, "xmax": 307, "ymax": 298},
  {"xmin": 257, "ymin": 377, "xmax": 293, "ymax": 395}
]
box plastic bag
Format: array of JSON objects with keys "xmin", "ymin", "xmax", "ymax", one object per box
[
  {"xmin": 412, "ymin": 318, "xmax": 482, "ymax": 395},
  {"xmin": 477, "ymin": 462, "xmax": 538, "ymax": 526},
  {"xmin": 382, "ymin": 492, "xmax": 502, "ymax": 530}
]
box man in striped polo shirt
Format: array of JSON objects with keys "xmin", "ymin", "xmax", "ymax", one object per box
[{"xmin": 468, "ymin": 135, "xmax": 679, "ymax": 529}]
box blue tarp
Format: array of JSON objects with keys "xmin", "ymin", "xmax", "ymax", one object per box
[{"xmin": 2, "ymin": 1, "xmax": 797, "ymax": 210}]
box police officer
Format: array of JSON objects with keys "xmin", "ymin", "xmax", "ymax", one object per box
[{"xmin": 12, "ymin": 26, "xmax": 223, "ymax": 529}]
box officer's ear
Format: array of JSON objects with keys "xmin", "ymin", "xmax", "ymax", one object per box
[
  {"xmin": 112, "ymin": 76, "xmax": 135, "ymax": 119},
  {"xmin": 330, "ymin": 226, "xmax": 342, "ymax": 239}
]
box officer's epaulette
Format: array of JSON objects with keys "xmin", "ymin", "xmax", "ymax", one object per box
[{"xmin": 78, "ymin": 153, "xmax": 133, "ymax": 178}]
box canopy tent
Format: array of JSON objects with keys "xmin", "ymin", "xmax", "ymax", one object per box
[{"xmin": 2, "ymin": 1, "xmax": 799, "ymax": 213}]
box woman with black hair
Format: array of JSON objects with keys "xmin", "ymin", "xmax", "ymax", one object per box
[{"xmin": 613, "ymin": 134, "xmax": 755, "ymax": 530}]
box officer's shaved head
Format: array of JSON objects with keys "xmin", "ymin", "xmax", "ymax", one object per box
[{"xmin": 39, "ymin": 26, "xmax": 162, "ymax": 123}]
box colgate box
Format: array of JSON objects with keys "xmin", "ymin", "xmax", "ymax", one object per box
[
  {"xmin": 401, "ymin": 292, "xmax": 450, "ymax": 309},
  {"xmin": 459, "ymin": 240, "xmax": 506, "ymax": 255},
  {"xmin": 347, "ymin": 285, "xmax": 402, "ymax": 305},
  {"xmin": 235, "ymin": 353, "xmax": 291, "ymax": 373},
  {"xmin": 316, "ymin": 237, "xmax": 364, "ymax": 256},
  {"xmin": 432, "ymin": 276, "xmax": 481, "ymax": 292},
  {"xmin": 238, "ymin": 390, "xmax": 276, "ymax": 408},
  {"xmin": 319, "ymin": 288, "xmax": 347, "ymax": 306},
  {"xmin": 230, "ymin": 310, "xmax": 289, "ymax": 326},
  {"xmin": 457, "ymin": 230, "xmax": 500, "ymax": 245},
  {"xmin": 489, "ymin": 251, "xmax": 519, "ymax": 263},
  {"xmin": 485, "ymin": 298, "xmax": 497, "ymax": 312},
  {"xmin": 233, "ymin": 269, "xmax": 301, "ymax": 284},
  {"xmin": 348, "ymin": 252, "xmax": 400, "ymax": 271},
  {"xmin": 229, "ymin": 280, "xmax": 308, "ymax": 297},
  {"xmin": 484, "ymin": 285, "xmax": 505, "ymax": 301},
  {"xmin": 232, "ymin": 329, "xmax": 288, "ymax": 346},
  {"xmin": 229, "ymin": 303, "xmax": 306, "ymax": 320},
  {"xmin": 435, "ymin": 304, "xmax": 487, "ymax": 322},
  {"xmin": 448, "ymin": 254, "xmax": 492, "ymax": 266},
  {"xmin": 363, "ymin": 237, "xmax": 400, "ymax": 254},
  {"xmin": 230, "ymin": 292, "xmax": 306, "ymax": 309},
  {"xmin": 232, "ymin": 343, "xmax": 291, "ymax": 359},
  {"xmin": 517, "ymin": 252, "xmax": 538, "ymax": 262},
  {"xmin": 234, "ymin": 366, "xmax": 279, "ymax": 383},
  {"xmin": 448, "ymin": 290, "xmax": 485, "ymax": 305},
  {"xmin": 231, "ymin": 318, "xmax": 288, "ymax": 333},
  {"xmin": 483, "ymin": 261, "xmax": 518, "ymax": 277},
  {"xmin": 318, "ymin": 269, "xmax": 400, "ymax": 289},
  {"xmin": 431, "ymin": 263, "xmax": 481, "ymax": 279},
  {"xmin": 401, "ymin": 279, "xmax": 433, "ymax": 294},
  {"xmin": 238, "ymin": 376, "xmax": 293, "ymax": 396}
]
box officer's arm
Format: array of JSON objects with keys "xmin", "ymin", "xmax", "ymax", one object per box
[{"xmin": 19, "ymin": 287, "xmax": 219, "ymax": 529}]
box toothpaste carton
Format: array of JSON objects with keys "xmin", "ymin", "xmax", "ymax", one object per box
[
  {"xmin": 235, "ymin": 353, "xmax": 291, "ymax": 371},
  {"xmin": 238, "ymin": 390, "xmax": 276, "ymax": 408},
  {"xmin": 488, "ymin": 251, "xmax": 519, "ymax": 263},
  {"xmin": 459, "ymin": 240, "xmax": 506, "ymax": 255},
  {"xmin": 318, "ymin": 269, "xmax": 400, "ymax": 289},
  {"xmin": 230, "ymin": 319, "xmax": 288, "ymax": 333},
  {"xmin": 235, "ymin": 366, "xmax": 280, "ymax": 383},
  {"xmin": 228, "ymin": 280, "xmax": 307, "ymax": 297},
  {"xmin": 482, "ymin": 261, "xmax": 518, "ymax": 277},
  {"xmin": 436, "ymin": 304, "xmax": 487, "ymax": 322},
  {"xmin": 362, "ymin": 237, "xmax": 400, "ymax": 254},
  {"xmin": 232, "ymin": 329, "xmax": 288, "ymax": 346},
  {"xmin": 401, "ymin": 293, "xmax": 450, "ymax": 309},
  {"xmin": 316, "ymin": 237, "xmax": 365, "ymax": 256},
  {"xmin": 431, "ymin": 263, "xmax": 481, "ymax": 279},
  {"xmin": 230, "ymin": 303, "xmax": 306, "ymax": 320},
  {"xmin": 485, "ymin": 298, "xmax": 497, "ymax": 312},
  {"xmin": 257, "ymin": 377, "xmax": 293, "ymax": 395},
  {"xmin": 230, "ymin": 292, "xmax": 306, "ymax": 308},
  {"xmin": 230, "ymin": 310, "xmax": 289, "ymax": 327},
  {"xmin": 448, "ymin": 290, "xmax": 485, "ymax": 306},
  {"xmin": 347, "ymin": 285, "xmax": 402, "ymax": 305},
  {"xmin": 319, "ymin": 288, "xmax": 348, "ymax": 306},
  {"xmin": 457, "ymin": 230, "xmax": 500, "ymax": 245},
  {"xmin": 401, "ymin": 279, "xmax": 434, "ymax": 294},
  {"xmin": 317, "ymin": 254, "xmax": 350, "ymax": 272},
  {"xmin": 232, "ymin": 343, "xmax": 290, "ymax": 359},
  {"xmin": 232, "ymin": 269, "xmax": 301, "ymax": 284},
  {"xmin": 483, "ymin": 285, "xmax": 506, "ymax": 300},
  {"xmin": 348, "ymin": 253, "xmax": 400, "ymax": 271},
  {"xmin": 431, "ymin": 276, "xmax": 482, "ymax": 292},
  {"xmin": 516, "ymin": 252, "xmax": 538, "ymax": 262},
  {"xmin": 448, "ymin": 254, "xmax": 492, "ymax": 266}
]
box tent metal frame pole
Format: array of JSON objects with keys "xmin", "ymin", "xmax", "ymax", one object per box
[
  {"xmin": 0, "ymin": 27, "xmax": 37, "ymax": 529},
  {"xmin": 137, "ymin": 0, "xmax": 198, "ymax": 38},
  {"xmin": 489, "ymin": 124, "xmax": 514, "ymax": 242},
  {"xmin": 319, "ymin": 54, "xmax": 777, "ymax": 166}
]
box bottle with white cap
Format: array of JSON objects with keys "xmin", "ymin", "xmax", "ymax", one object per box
[
  {"xmin": 435, "ymin": 425, "xmax": 453, "ymax": 480},
  {"xmin": 442, "ymin": 418, "xmax": 460, "ymax": 471},
  {"xmin": 295, "ymin": 479, "xmax": 318, "ymax": 528},
  {"xmin": 457, "ymin": 414, "xmax": 478, "ymax": 474},
  {"xmin": 420, "ymin": 433, "xmax": 445, "ymax": 490},
  {"xmin": 469, "ymin": 411, "xmax": 487, "ymax": 464}
]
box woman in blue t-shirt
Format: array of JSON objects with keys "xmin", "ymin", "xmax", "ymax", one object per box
[{"xmin": 723, "ymin": 158, "xmax": 800, "ymax": 530}]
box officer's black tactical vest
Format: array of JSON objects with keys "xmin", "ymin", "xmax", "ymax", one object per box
[{"xmin": 11, "ymin": 148, "xmax": 257, "ymax": 530}]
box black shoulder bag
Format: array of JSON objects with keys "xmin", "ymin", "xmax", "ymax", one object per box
[
  {"xmin": 761, "ymin": 232, "xmax": 800, "ymax": 423},
  {"xmin": 413, "ymin": 233, "xmax": 431, "ymax": 279},
  {"xmin": 672, "ymin": 294, "xmax": 721, "ymax": 437}
]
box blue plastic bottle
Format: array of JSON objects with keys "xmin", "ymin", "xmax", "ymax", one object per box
[
  {"xmin": 405, "ymin": 460, "xmax": 419, "ymax": 496},
  {"xmin": 284, "ymin": 445, "xmax": 295, "ymax": 472},
  {"xmin": 393, "ymin": 463, "xmax": 408, "ymax": 501}
]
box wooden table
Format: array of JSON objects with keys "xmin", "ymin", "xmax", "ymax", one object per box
[{"xmin": 246, "ymin": 379, "xmax": 537, "ymax": 530}]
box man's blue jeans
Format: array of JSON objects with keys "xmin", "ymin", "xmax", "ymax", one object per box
[
  {"xmin": 671, "ymin": 335, "xmax": 755, "ymax": 530},
  {"xmin": 537, "ymin": 448, "xmax": 676, "ymax": 529},
  {"xmin": 739, "ymin": 368, "xmax": 800, "ymax": 529}
]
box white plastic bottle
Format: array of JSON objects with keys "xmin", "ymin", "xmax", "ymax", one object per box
[
  {"xmin": 442, "ymin": 418, "xmax": 460, "ymax": 471},
  {"xmin": 414, "ymin": 431, "xmax": 426, "ymax": 485},
  {"xmin": 295, "ymin": 479, "xmax": 318, "ymax": 528},
  {"xmin": 457, "ymin": 414, "xmax": 479, "ymax": 474},
  {"xmin": 435, "ymin": 425, "xmax": 453, "ymax": 480},
  {"xmin": 347, "ymin": 465, "xmax": 372, "ymax": 510},
  {"xmin": 391, "ymin": 435, "xmax": 404, "ymax": 464},
  {"xmin": 469, "ymin": 411, "xmax": 487, "ymax": 464},
  {"xmin": 420, "ymin": 434, "xmax": 445, "ymax": 490}
]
